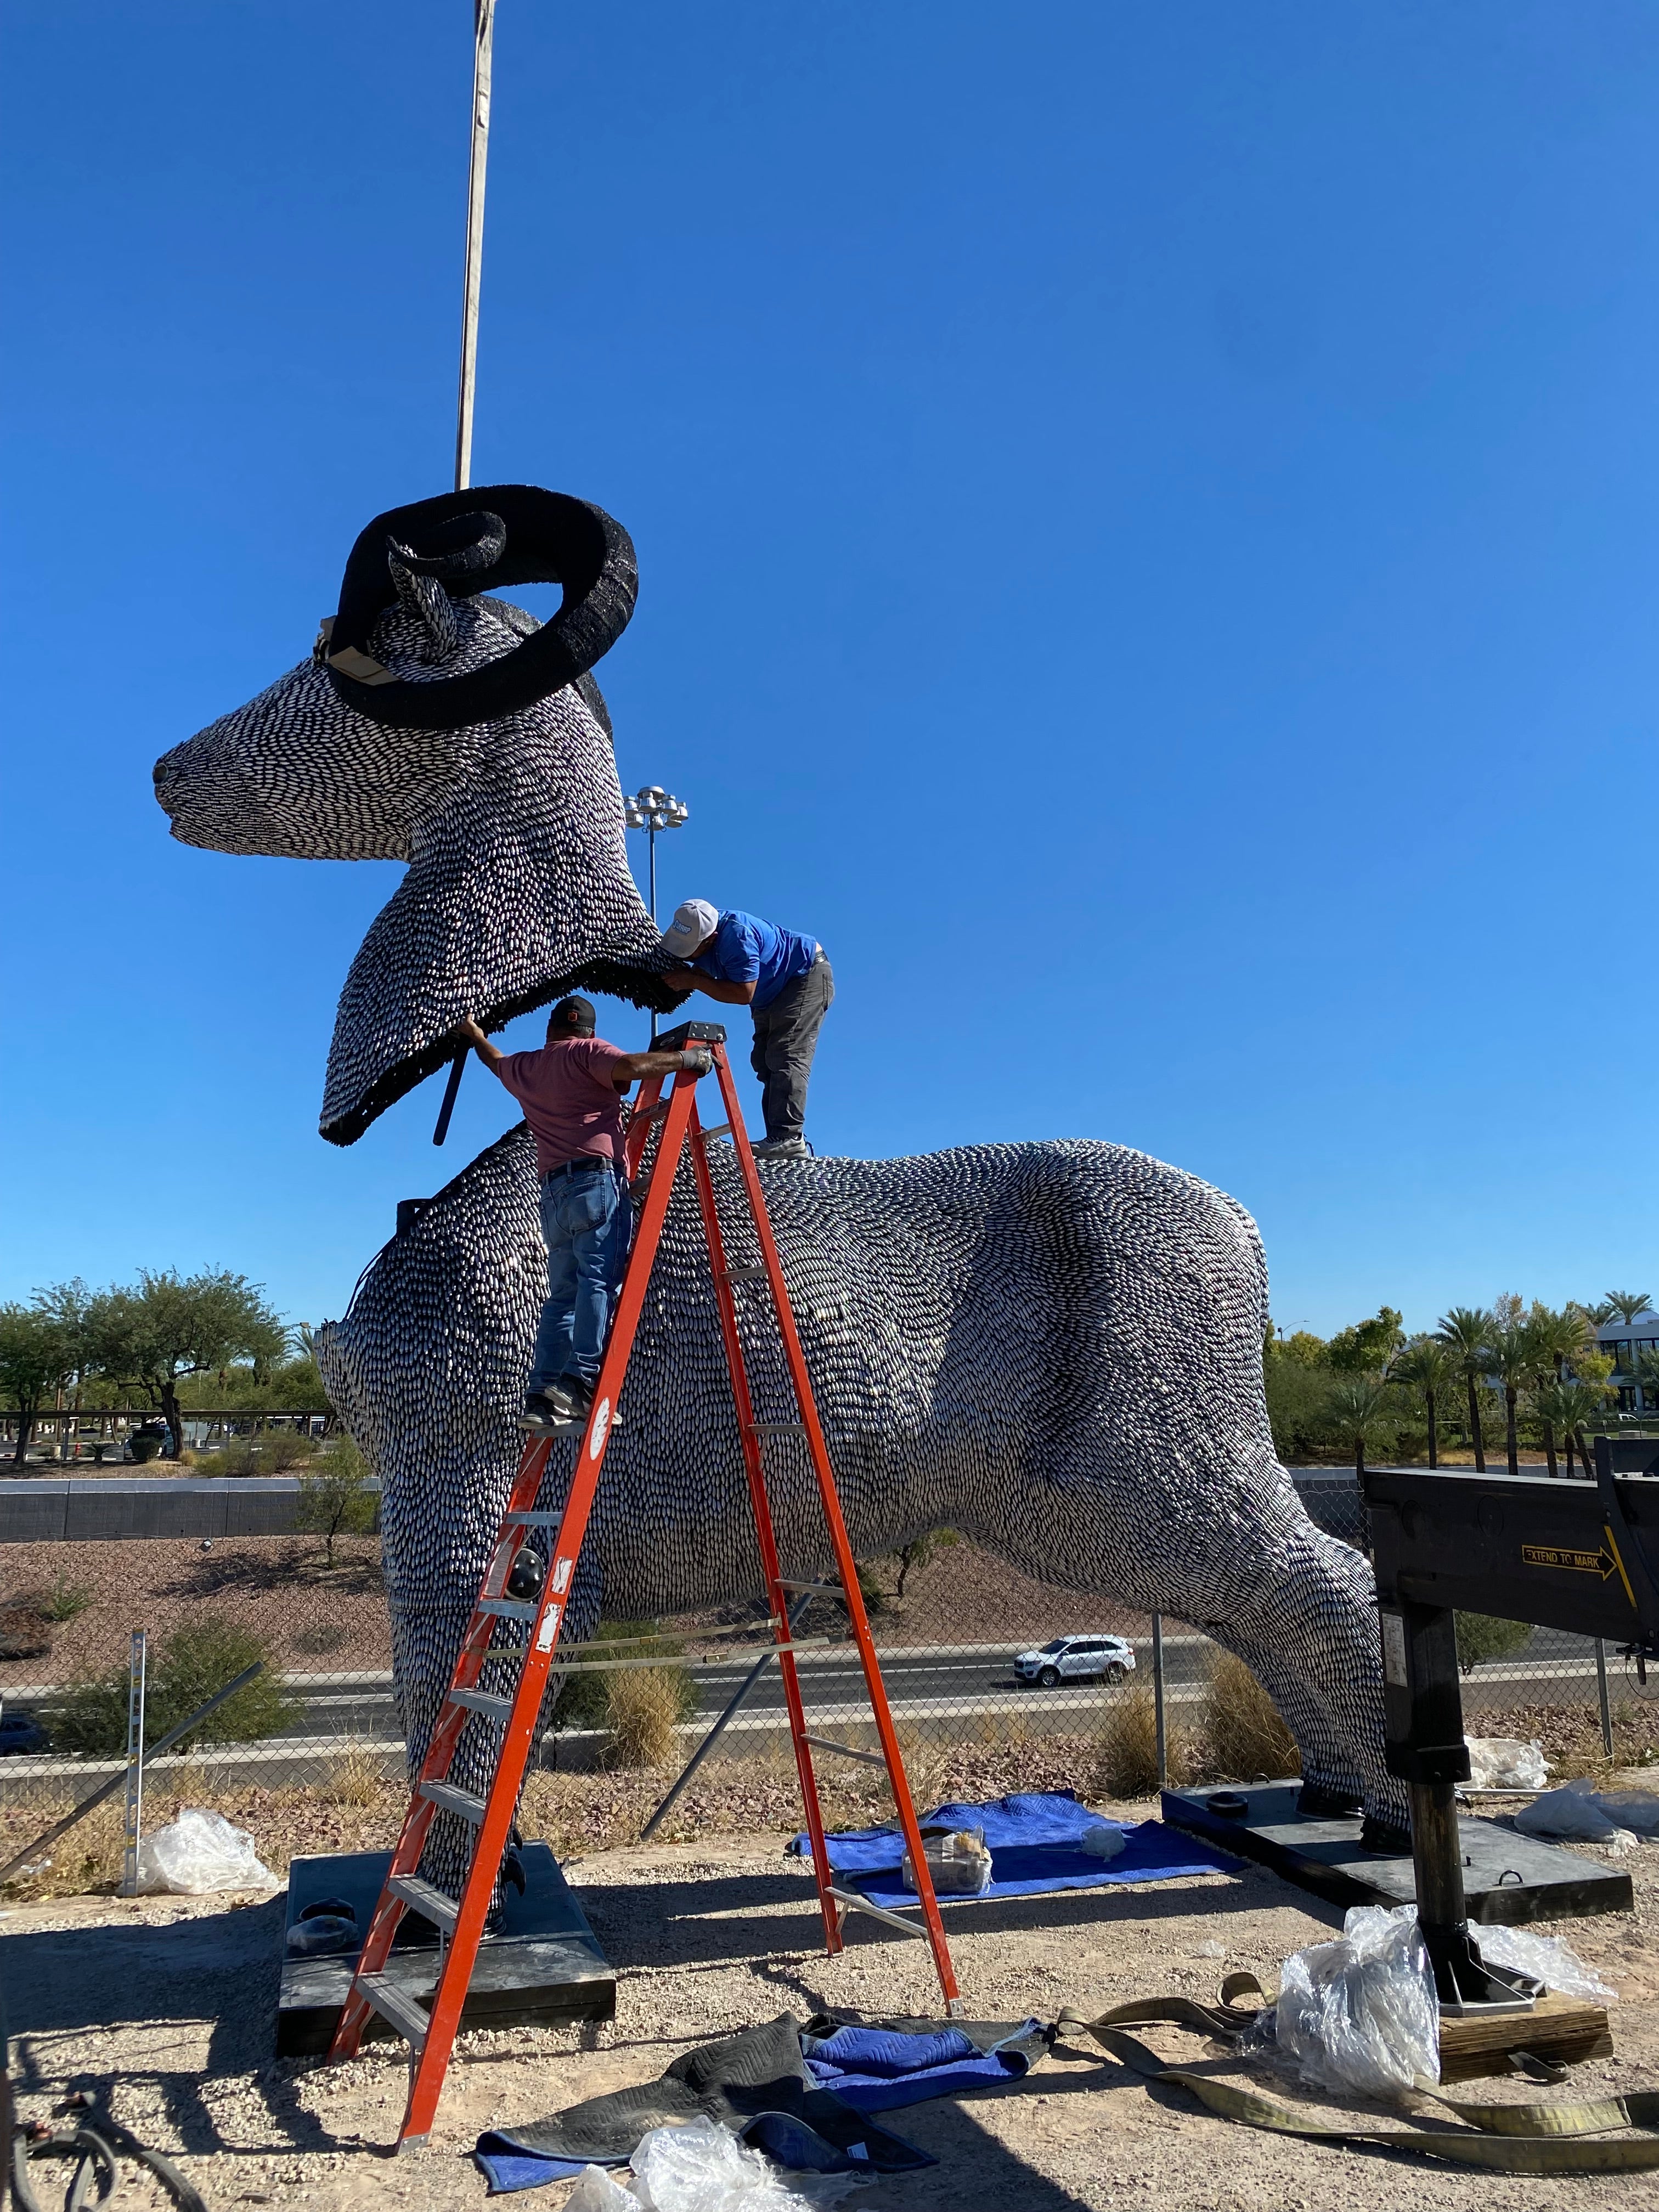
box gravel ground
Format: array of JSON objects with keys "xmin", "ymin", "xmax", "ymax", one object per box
[{"xmin": 4, "ymin": 1784, "xmax": 1656, "ymax": 2212}]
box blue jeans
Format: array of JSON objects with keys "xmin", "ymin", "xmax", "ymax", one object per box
[{"xmin": 528, "ymin": 1163, "xmax": 631, "ymax": 1395}]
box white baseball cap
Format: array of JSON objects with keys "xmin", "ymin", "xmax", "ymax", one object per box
[{"xmin": 662, "ymin": 897, "xmax": 719, "ymax": 960}]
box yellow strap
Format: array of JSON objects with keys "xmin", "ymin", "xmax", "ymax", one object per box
[{"xmin": 1056, "ymin": 2008, "xmax": 1659, "ymax": 2176}]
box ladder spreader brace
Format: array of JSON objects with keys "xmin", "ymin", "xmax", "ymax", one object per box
[{"xmin": 328, "ymin": 1023, "xmax": 962, "ymax": 2148}]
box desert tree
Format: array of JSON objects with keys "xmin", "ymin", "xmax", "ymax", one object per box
[
  {"xmin": 0, "ymin": 1306, "xmax": 74, "ymax": 1466},
  {"xmin": 87, "ymin": 1270, "xmax": 288, "ymax": 1460}
]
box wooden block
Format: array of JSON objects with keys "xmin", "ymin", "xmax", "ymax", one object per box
[{"xmin": 1438, "ymin": 1991, "xmax": 1613, "ymax": 2082}]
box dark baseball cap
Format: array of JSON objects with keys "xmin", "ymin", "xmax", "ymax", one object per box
[{"xmin": 548, "ymin": 995, "xmax": 597, "ymax": 1035}]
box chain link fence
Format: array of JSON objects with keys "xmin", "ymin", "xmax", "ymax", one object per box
[{"xmin": 2, "ymin": 1464, "xmax": 1648, "ymax": 1889}]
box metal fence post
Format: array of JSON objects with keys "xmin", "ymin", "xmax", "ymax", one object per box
[
  {"xmin": 1595, "ymin": 1637, "xmax": 1614, "ymax": 1759},
  {"xmin": 121, "ymin": 1629, "xmax": 147, "ymax": 1897},
  {"xmin": 1152, "ymin": 1611, "xmax": 1167, "ymax": 1790}
]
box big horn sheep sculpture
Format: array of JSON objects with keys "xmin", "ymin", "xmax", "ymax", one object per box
[{"xmin": 154, "ymin": 485, "xmax": 1409, "ymax": 1900}]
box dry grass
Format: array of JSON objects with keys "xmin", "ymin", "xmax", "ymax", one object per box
[
  {"xmin": 1202, "ymin": 1652, "xmax": 1301, "ymax": 1782},
  {"xmin": 1094, "ymin": 1683, "xmax": 1198, "ymax": 1796},
  {"xmin": 602, "ymin": 1668, "xmax": 686, "ymax": 1769}
]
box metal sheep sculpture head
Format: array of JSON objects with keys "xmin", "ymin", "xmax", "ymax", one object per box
[{"xmin": 153, "ymin": 487, "xmax": 679, "ymax": 1145}]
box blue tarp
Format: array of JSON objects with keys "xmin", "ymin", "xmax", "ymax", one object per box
[{"xmin": 789, "ymin": 1791, "xmax": 1242, "ymax": 1909}]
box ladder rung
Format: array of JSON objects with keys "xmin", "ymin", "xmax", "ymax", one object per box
[
  {"xmin": 388, "ymin": 1874, "xmax": 459, "ymax": 1935},
  {"xmin": 637, "ymin": 1100, "xmax": 671, "ymax": 1121},
  {"xmin": 358, "ymin": 1971, "xmax": 433, "ymax": 2046},
  {"xmin": 478, "ymin": 1597, "xmax": 537, "ymax": 1621},
  {"xmin": 449, "ymin": 1687, "xmax": 514, "ymax": 1722},
  {"xmin": 421, "ymin": 1780, "xmax": 487, "ymax": 1824},
  {"xmin": 698, "ymin": 1121, "xmax": 733, "ymax": 1141},
  {"xmin": 802, "ymin": 1733, "xmax": 887, "ymax": 1768},
  {"xmin": 748, "ymin": 1421, "xmax": 805, "ymax": 1435},
  {"xmin": 777, "ymin": 1580, "xmax": 843, "ymax": 1596},
  {"xmin": 501, "ymin": 1510, "xmax": 562, "ymax": 1526},
  {"xmin": 827, "ymin": 1884, "xmax": 929, "ymax": 1940},
  {"xmin": 722, "ymin": 1266, "xmax": 766, "ymax": 1282}
]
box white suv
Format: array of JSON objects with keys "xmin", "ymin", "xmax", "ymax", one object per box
[{"xmin": 1014, "ymin": 1634, "xmax": 1136, "ymax": 1689}]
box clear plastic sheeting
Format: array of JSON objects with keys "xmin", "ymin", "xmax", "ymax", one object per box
[
  {"xmin": 133, "ymin": 1807, "xmax": 278, "ymax": 1894},
  {"xmin": 1272, "ymin": 1903, "xmax": 1439, "ymax": 2098},
  {"xmin": 1514, "ymin": 1781, "xmax": 1644, "ymax": 1852},
  {"xmin": 1464, "ymin": 1737, "xmax": 1550, "ymax": 1791},
  {"xmin": 569, "ymin": 2121, "xmax": 868, "ymax": 2212},
  {"xmin": 1475, "ymin": 1922, "xmax": 1617, "ymax": 2002}
]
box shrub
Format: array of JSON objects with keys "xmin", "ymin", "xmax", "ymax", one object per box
[
  {"xmin": 605, "ymin": 1666, "xmax": 689, "ymax": 1769},
  {"xmin": 1095, "ymin": 1681, "xmax": 1195, "ymax": 1798},
  {"xmin": 551, "ymin": 1621, "xmax": 696, "ymax": 1758},
  {"xmin": 0, "ymin": 1597, "xmax": 51, "ymax": 1661},
  {"xmin": 258, "ymin": 1426, "xmax": 319, "ymax": 1472},
  {"xmin": 39, "ymin": 1573, "xmax": 92, "ymax": 1623},
  {"xmin": 1203, "ymin": 1651, "xmax": 1301, "ymax": 1783},
  {"xmin": 294, "ymin": 1440, "xmax": 377, "ymax": 1565},
  {"xmin": 1454, "ymin": 1612, "xmax": 1533, "ymax": 1674},
  {"xmin": 50, "ymin": 1615, "xmax": 301, "ymax": 1756}
]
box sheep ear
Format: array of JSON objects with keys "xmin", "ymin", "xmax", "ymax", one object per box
[{"xmin": 385, "ymin": 509, "xmax": 509, "ymax": 664}]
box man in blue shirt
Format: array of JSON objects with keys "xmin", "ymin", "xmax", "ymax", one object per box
[{"xmin": 660, "ymin": 899, "xmax": 834, "ymax": 1159}]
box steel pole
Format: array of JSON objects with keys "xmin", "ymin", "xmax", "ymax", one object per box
[
  {"xmin": 1595, "ymin": 1636, "xmax": 1615, "ymax": 1758},
  {"xmin": 454, "ymin": 0, "xmax": 496, "ymax": 494},
  {"xmin": 433, "ymin": 0, "xmax": 498, "ymax": 1142},
  {"xmin": 120, "ymin": 1630, "xmax": 148, "ymax": 1897},
  {"xmin": 1152, "ymin": 1611, "xmax": 1167, "ymax": 1790}
]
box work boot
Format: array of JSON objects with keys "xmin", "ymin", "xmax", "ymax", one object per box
[
  {"xmin": 559, "ymin": 1374, "xmax": 624, "ymax": 1430},
  {"xmin": 752, "ymin": 1135, "xmax": 809, "ymax": 1160}
]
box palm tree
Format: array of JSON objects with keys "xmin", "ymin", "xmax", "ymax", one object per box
[
  {"xmin": 1527, "ymin": 1379, "xmax": 1575, "ymax": 1477},
  {"xmin": 1605, "ymin": 1290, "xmax": 1655, "ymax": 1325},
  {"xmin": 1389, "ymin": 1337, "xmax": 1453, "ymax": 1467},
  {"xmin": 1435, "ymin": 1307, "xmax": 1492, "ymax": 1472},
  {"xmin": 1328, "ymin": 1374, "xmax": 1396, "ymax": 1479},
  {"xmin": 1483, "ymin": 1319, "xmax": 1536, "ymax": 1479},
  {"xmin": 1584, "ymin": 1298, "xmax": 1619, "ymax": 1328},
  {"xmin": 1635, "ymin": 1346, "xmax": 1659, "ymax": 1417},
  {"xmin": 1527, "ymin": 1302, "xmax": 1594, "ymax": 1381}
]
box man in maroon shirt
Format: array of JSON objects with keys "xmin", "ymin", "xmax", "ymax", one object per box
[{"xmin": 459, "ymin": 996, "xmax": 713, "ymax": 1430}]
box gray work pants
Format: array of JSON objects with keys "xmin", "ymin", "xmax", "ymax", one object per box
[{"xmin": 749, "ymin": 953, "xmax": 833, "ymax": 1141}]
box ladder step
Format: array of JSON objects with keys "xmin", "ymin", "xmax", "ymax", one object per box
[
  {"xmin": 827, "ymin": 1885, "xmax": 929, "ymax": 1940},
  {"xmin": 478, "ymin": 1597, "xmax": 538, "ymax": 1621},
  {"xmin": 501, "ymin": 1510, "xmax": 563, "ymax": 1526},
  {"xmin": 748, "ymin": 1421, "xmax": 805, "ymax": 1435},
  {"xmin": 359, "ymin": 1971, "xmax": 433, "ymax": 2047},
  {"xmin": 777, "ymin": 1580, "xmax": 843, "ymax": 1596},
  {"xmin": 698, "ymin": 1121, "xmax": 733, "ymax": 1141},
  {"xmin": 388, "ymin": 1874, "xmax": 459, "ymax": 1935},
  {"xmin": 449, "ymin": 1687, "xmax": 514, "ymax": 1722},
  {"xmin": 802, "ymin": 1733, "xmax": 888, "ymax": 1768},
  {"xmin": 722, "ymin": 1266, "xmax": 766, "ymax": 1282},
  {"xmin": 421, "ymin": 1780, "xmax": 488, "ymax": 1824}
]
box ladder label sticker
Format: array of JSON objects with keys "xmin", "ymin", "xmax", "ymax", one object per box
[
  {"xmin": 1380, "ymin": 1610, "xmax": 1408, "ymax": 1687},
  {"xmin": 551, "ymin": 1558, "xmax": 572, "ymax": 1594},
  {"xmin": 535, "ymin": 1604, "xmax": 562, "ymax": 1652},
  {"xmin": 1522, "ymin": 1541, "xmax": 1617, "ymax": 1579},
  {"xmin": 588, "ymin": 1399, "xmax": 612, "ymax": 1459}
]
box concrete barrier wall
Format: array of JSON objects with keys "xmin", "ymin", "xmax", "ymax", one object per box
[{"xmin": 0, "ymin": 1475, "xmax": 382, "ymax": 1542}]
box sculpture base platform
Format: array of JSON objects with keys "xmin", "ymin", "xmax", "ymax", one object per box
[
  {"xmin": 277, "ymin": 1843, "xmax": 615, "ymax": 2057},
  {"xmin": 1161, "ymin": 1781, "xmax": 1632, "ymax": 1923}
]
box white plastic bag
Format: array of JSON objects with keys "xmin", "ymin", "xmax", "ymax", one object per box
[
  {"xmin": 1475, "ymin": 1922, "xmax": 1616, "ymax": 2001},
  {"xmin": 629, "ymin": 2119, "xmax": 860, "ymax": 2211},
  {"xmin": 133, "ymin": 1807, "xmax": 278, "ymax": 1895},
  {"xmin": 901, "ymin": 1826, "xmax": 991, "ymax": 1896},
  {"xmin": 1079, "ymin": 1820, "xmax": 1128, "ymax": 1860},
  {"xmin": 1273, "ymin": 1903, "xmax": 1439, "ymax": 2097},
  {"xmin": 1514, "ymin": 1785, "xmax": 1639, "ymax": 1850},
  {"xmin": 1465, "ymin": 1737, "xmax": 1549, "ymax": 1791}
]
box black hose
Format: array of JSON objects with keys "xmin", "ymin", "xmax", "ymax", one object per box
[{"xmin": 13, "ymin": 2111, "xmax": 207, "ymax": 2212}]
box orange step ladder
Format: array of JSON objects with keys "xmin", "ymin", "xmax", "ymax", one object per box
[{"xmin": 328, "ymin": 1022, "xmax": 961, "ymax": 2148}]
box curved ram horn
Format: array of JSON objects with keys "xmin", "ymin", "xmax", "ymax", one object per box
[{"xmin": 325, "ymin": 486, "xmax": 637, "ymax": 732}]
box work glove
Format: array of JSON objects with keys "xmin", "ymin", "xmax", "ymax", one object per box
[{"xmin": 678, "ymin": 1048, "xmax": 715, "ymax": 1076}]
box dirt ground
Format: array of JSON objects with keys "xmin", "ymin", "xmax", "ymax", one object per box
[{"xmin": 4, "ymin": 1783, "xmax": 1656, "ymax": 2212}]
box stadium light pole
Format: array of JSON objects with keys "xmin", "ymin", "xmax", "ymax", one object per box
[{"xmin": 625, "ymin": 786, "xmax": 689, "ymax": 1042}]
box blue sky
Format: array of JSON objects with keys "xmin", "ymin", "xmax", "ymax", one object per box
[{"xmin": 2, "ymin": 3, "xmax": 1655, "ymax": 1340}]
